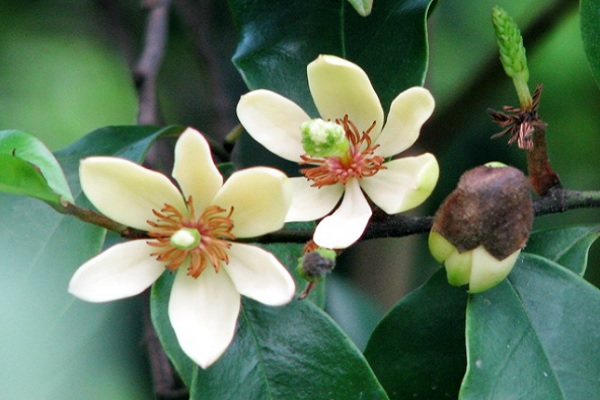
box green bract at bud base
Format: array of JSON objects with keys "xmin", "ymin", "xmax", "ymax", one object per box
[
  {"xmin": 429, "ymin": 163, "xmax": 533, "ymax": 293},
  {"xmin": 301, "ymin": 119, "xmax": 349, "ymax": 158}
]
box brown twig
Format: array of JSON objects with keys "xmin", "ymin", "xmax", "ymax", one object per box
[
  {"xmin": 93, "ymin": 0, "xmax": 137, "ymax": 66},
  {"xmin": 526, "ymin": 121, "xmax": 562, "ymax": 195},
  {"xmin": 62, "ymin": 185, "xmax": 600, "ymax": 244},
  {"xmin": 173, "ymin": 0, "xmax": 233, "ymax": 137},
  {"xmin": 134, "ymin": 0, "xmax": 172, "ymax": 125}
]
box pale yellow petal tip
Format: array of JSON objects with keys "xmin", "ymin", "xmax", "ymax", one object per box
[
  {"xmin": 402, "ymin": 86, "xmax": 436, "ymax": 111},
  {"xmin": 309, "ymin": 54, "xmax": 360, "ymax": 71},
  {"xmin": 180, "ymin": 126, "xmax": 202, "ymax": 137},
  {"xmin": 468, "ymin": 248, "xmax": 520, "ymax": 293},
  {"xmin": 399, "ymin": 154, "xmax": 440, "ymax": 211}
]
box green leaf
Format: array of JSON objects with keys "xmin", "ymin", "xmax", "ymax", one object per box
[
  {"xmin": 191, "ymin": 299, "xmax": 389, "ymax": 400},
  {"xmin": 0, "ymin": 125, "xmax": 179, "ymax": 398},
  {"xmin": 0, "ymin": 129, "xmax": 73, "ymax": 203},
  {"xmin": 230, "ymin": 0, "xmax": 432, "ymax": 113},
  {"xmin": 525, "ymin": 224, "xmax": 600, "ymax": 275},
  {"xmin": 460, "ymin": 254, "xmax": 600, "ymax": 399},
  {"xmin": 364, "ymin": 270, "xmax": 468, "ymax": 399},
  {"xmin": 581, "ymin": 0, "xmax": 600, "ymax": 88},
  {"xmin": 0, "ymin": 154, "xmax": 61, "ymax": 204},
  {"xmin": 326, "ymin": 274, "xmax": 384, "ymax": 351},
  {"xmin": 151, "ymin": 267, "xmax": 388, "ymax": 399}
]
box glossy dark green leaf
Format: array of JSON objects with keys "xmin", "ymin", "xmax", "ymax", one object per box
[
  {"xmin": 190, "ymin": 299, "xmax": 388, "ymax": 400},
  {"xmin": 0, "ymin": 130, "xmax": 72, "ymax": 204},
  {"xmin": 326, "ymin": 274, "xmax": 384, "ymax": 351},
  {"xmin": 0, "ymin": 125, "xmax": 178, "ymax": 398},
  {"xmin": 364, "ymin": 270, "xmax": 468, "ymax": 399},
  {"xmin": 581, "ymin": 0, "xmax": 600, "ymax": 88},
  {"xmin": 525, "ymin": 225, "xmax": 600, "ymax": 275},
  {"xmin": 151, "ymin": 260, "xmax": 387, "ymax": 399},
  {"xmin": 230, "ymin": 0, "xmax": 432, "ymax": 114},
  {"xmin": 461, "ymin": 254, "xmax": 600, "ymax": 399}
]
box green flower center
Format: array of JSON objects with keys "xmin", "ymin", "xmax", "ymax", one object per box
[
  {"xmin": 301, "ymin": 119, "xmax": 349, "ymax": 158},
  {"xmin": 170, "ymin": 227, "xmax": 202, "ymax": 250},
  {"xmin": 299, "ymin": 115, "xmax": 385, "ymax": 187}
]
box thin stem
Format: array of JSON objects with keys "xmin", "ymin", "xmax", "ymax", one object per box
[
  {"xmin": 534, "ymin": 188, "xmax": 600, "ymax": 216},
  {"xmin": 59, "ymin": 185, "xmax": 600, "ymax": 245},
  {"xmin": 134, "ymin": 0, "xmax": 172, "ymax": 125},
  {"xmin": 173, "ymin": 0, "xmax": 233, "ymax": 138},
  {"xmin": 56, "ymin": 198, "xmax": 127, "ymax": 233},
  {"xmin": 527, "ymin": 121, "xmax": 562, "ymax": 195},
  {"xmin": 55, "ymin": 198, "xmax": 148, "ymax": 239},
  {"xmin": 247, "ymin": 189, "xmax": 600, "ymax": 244}
]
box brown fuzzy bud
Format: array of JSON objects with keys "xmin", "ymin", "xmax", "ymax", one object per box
[{"xmin": 429, "ymin": 163, "xmax": 533, "ymax": 293}]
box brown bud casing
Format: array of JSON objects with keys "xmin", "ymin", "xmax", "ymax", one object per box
[{"xmin": 432, "ymin": 165, "xmax": 533, "ymax": 260}]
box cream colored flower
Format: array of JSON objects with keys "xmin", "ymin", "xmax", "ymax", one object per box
[
  {"xmin": 237, "ymin": 55, "xmax": 439, "ymax": 249},
  {"xmin": 68, "ymin": 128, "xmax": 295, "ymax": 369}
]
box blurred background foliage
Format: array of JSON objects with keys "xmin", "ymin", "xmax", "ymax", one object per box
[{"xmin": 1, "ymin": 0, "xmax": 598, "ymax": 398}]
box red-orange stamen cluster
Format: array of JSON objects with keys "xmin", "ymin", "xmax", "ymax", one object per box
[
  {"xmin": 147, "ymin": 197, "xmax": 235, "ymax": 278},
  {"xmin": 300, "ymin": 115, "xmax": 386, "ymax": 187}
]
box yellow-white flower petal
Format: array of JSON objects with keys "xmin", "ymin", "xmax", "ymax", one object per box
[
  {"xmin": 80, "ymin": 157, "xmax": 186, "ymax": 230},
  {"xmin": 173, "ymin": 128, "xmax": 223, "ymax": 213},
  {"xmin": 169, "ymin": 267, "xmax": 241, "ymax": 369},
  {"xmin": 313, "ymin": 179, "xmax": 372, "ymax": 249},
  {"xmin": 376, "ymin": 87, "xmax": 435, "ymax": 157},
  {"xmin": 225, "ymin": 243, "xmax": 295, "ymax": 306},
  {"xmin": 360, "ymin": 153, "xmax": 439, "ymax": 214},
  {"xmin": 469, "ymin": 247, "xmax": 520, "ymax": 293},
  {"xmin": 285, "ymin": 177, "xmax": 344, "ymax": 222},
  {"xmin": 237, "ymin": 90, "xmax": 309, "ymax": 162},
  {"xmin": 68, "ymin": 241, "xmax": 165, "ymax": 302},
  {"xmin": 212, "ymin": 167, "xmax": 291, "ymax": 238},
  {"xmin": 308, "ymin": 55, "xmax": 384, "ymax": 139}
]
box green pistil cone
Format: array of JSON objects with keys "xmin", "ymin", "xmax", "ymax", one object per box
[
  {"xmin": 301, "ymin": 119, "xmax": 349, "ymax": 158},
  {"xmin": 492, "ymin": 6, "xmax": 532, "ymax": 108}
]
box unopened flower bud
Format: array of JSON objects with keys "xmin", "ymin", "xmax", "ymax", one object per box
[
  {"xmin": 429, "ymin": 163, "xmax": 533, "ymax": 293},
  {"xmin": 301, "ymin": 119, "xmax": 349, "ymax": 158},
  {"xmin": 297, "ymin": 247, "xmax": 337, "ymax": 282}
]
